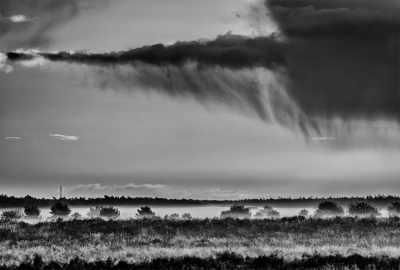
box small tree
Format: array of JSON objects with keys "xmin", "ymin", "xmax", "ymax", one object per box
[
  {"xmin": 266, "ymin": 209, "xmax": 280, "ymax": 218},
  {"xmin": 254, "ymin": 205, "xmax": 279, "ymax": 218},
  {"xmin": 387, "ymin": 202, "xmax": 400, "ymax": 216},
  {"xmin": 220, "ymin": 204, "xmax": 251, "ymax": 219},
  {"xmin": 299, "ymin": 209, "xmax": 309, "ymax": 217},
  {"xmin": 70, "ymin": 212, "xmax": 82, "ymax": 219},
  {"xmin": 1, "ymin": 209, "xmax": 23, "ymax": 220},
  {"xmin": 50, "ymin": 202, "xmax": 72, "ymax": 217},
  {"xmin": 87, "ymin": 206, "xmax": 103, "ymax": 218},
  {"xmin": 263, "ymin": 205, "xmax": 273, "ymax": 211},
  {"xmin": 315, "ymin": 201, "xmax": 344, "ymax": 217},
  {"xmin": 24, "ymin": 205, "xmax": 41, "ymax": 217},
  {"xmin": 253, "ymin": 211, "xmax": 265, "ymax": 218},
  {"xmin": 348, "ymin": 202, "xmax": 381, "ymax": 217},
  {"xmin": 169, "ymin": 213, "xmax": 180, "ymax": 220},
  {"xmin": 99, "ymin": 206, "xmax": 120, "ymax": 219},
  {"xmin": 182, "ymin": 213, "xmax": 192, "ymax": 220},
  {"xmin": 136, "ymin": 206, "xmax": 156, "ymax": 219}
]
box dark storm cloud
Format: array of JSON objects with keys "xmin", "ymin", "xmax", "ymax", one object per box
[
  {"xmin": 5, "ymin": 33, "xmax": 320, "ymax": 136},
  {"xmin": 6, "ymin": 32, "xmax": 287, "ymax": 70},
  {"xmin": 265, "ymin": 0, "xmax": 399, "ymax": 119},
  {"xmin": 3, "ymin": 0, "xmax": 399, "ymax": 123},
  {"xmin": 0, "ymin": 0, "xmax": 107, "ymax": 50}
]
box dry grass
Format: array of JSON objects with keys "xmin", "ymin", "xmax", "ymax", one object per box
[{"xmin": 0, "ymin": 216, "xmax": 399, "ymax": 267}]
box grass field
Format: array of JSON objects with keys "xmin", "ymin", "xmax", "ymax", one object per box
[{"xmin": 1, "ymin": 216, "xmax": 399, "ymax": 269}]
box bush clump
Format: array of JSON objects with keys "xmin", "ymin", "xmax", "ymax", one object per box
[
  {"xmin": 387, "ymin": 202, "xmax": 400, "ymax": 216},
  {"xmin": 348, "ymin": 202, "xmax": 381, "ymax": 216},
  {"xmin": 168, "ymin": 213, "xmax": 180, "ymax": 219},
  {"xmin": 136, "ymin": 206, "xmax": 156, "ymax": 219},
  {"xmin": 299, "ymin": 209, "xmax": 309, "ymax": 217},
  {"xmin": 253, "ymin": 206, "xmax": 280, "ymax": 218},
  {"xmin": 220, "ymin": 204, "xmax": 251, "ymax": 219},
  {"xmin": 266, "ymin": 209, "xmax": 280, "ymax": 218},
  {"xmin": 314, "ymin": 201, "xmax": 344, "ymax": 217},
  {"xmin": 87, "ymin": 206, "xmax": 103, "ymax": 217},
  {"xmin": 71, "ymin": 212, "xmax": 82, "ymax": 219},
  {"xmin": 50, "ymin": 202, "xmax": 72, "ymax": 217},
  {"xmin": 182, "ymin": 213, "xmax": 193, "ymax": 220},
  {"xmin": 99, "ymin": 206, "xmax": 120, "ymax": 219},
  {"xmin": 0, "ymin": 209, "xmax": 23, "ymax": 220},
  {"xmin": 24, "ymin": 205, "xmax": 41, "ymax": 216}
]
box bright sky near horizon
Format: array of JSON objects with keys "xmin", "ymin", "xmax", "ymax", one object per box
[{"xmin": 1, "ymin": 0, "xmax": 399, "ymax": 199}]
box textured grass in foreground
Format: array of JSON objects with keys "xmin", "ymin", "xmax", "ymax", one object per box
[
  {"xmin": 0, "ymin": 216, "xmax": 399, "ymax": 269},
  {"xmin": 2, "ymin": 252, "xmax": 400, "ymax": 270}
]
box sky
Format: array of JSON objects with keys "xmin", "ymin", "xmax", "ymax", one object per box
[{"xmin": 1, "ymin": 0, "xmax": 399, "ymax": 199}]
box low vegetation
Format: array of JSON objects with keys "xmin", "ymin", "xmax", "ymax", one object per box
[
  {"xmin": 6, "ymin": 252, "xmax": 400, "ymax": 270},
  {"xmin": 387, "ymin": 202, "xmax": 400, "ymax": 216},
  {"xmin": 0, "ymin": 216, "xmax": 399, "ymax": 269},
  {"xmin": 314, "ymin": 201, "xmax": 344, "ymax": 217},
  {"xmin": 348, "ymin": 202, "xmax": 381, "ymax": 217},
  {"xmin": 0, "ymin": 209, "xmax": 23, "ymax": 221},
  {"xmin": 99, "ymin": 206, "xmax": 120, "ymax": 219},
  {"xmin": 136, "ymin": 206, "xmax": 156, "ymax": 219},
  {"xmin": 1, "ymin": 200, "xmax": 400, "ymax": 269},
  {"xmin": 86, "ymin": 206, "xmax": 102, "ymax": 217},
  {"xmin": 298, "ymin": 209, "xmax": 309, "ymax": 217},
  {"xmin": 220, "ymin": 204, "xmax": 252, "ymax": 218},
  {"xmin": 49, "ymin": 202, "xmax": 71, "ymax": 217},
  {"xmin": 23, "ymin": 205, "xmax": 41, "ymax": 217}
]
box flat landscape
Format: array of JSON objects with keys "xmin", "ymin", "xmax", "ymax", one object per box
[
  {"xmin": 1, "ymin": 197, "xmax": 400, "ymax": 269},
  {"xmin": 1, "ymin": 0, "xmax": 399, "ymax": 269}
]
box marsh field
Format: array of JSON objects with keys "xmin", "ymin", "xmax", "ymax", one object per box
[{"xmin": 1, "ymin": 214, "xmax": 400, "ymax": 269}]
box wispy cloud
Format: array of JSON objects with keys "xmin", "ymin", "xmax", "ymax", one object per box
[
  {"xmin": 0, "ymin": 15, "xmax": 37, "ymax": 22},
  {"xmin": 64, "ymin": 183, "xmax": 165, "ymax": 194},
  {"xmin": 3, "ymin": 136, "xmax": 21, "ymax": 140},
  {"xmin": 0, "ymin": 53, "xmax": 13, "ymax": 73},
  {"xmin": 50, "ymin": 134, "xmax": 79, "ymax": 141},
  {"xmin": 311, "ymin": 137, "xmax": 334, "ymax": 141}
]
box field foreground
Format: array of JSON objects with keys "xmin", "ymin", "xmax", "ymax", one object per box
[{"xmin": 1, "ymin": 216, "xmax": 399, "ymax": 269}]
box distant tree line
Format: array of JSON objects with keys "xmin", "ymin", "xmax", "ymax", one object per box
[
  {"xmin": 1, "ymin": 193, "xmax": 399, "ymax": 208},
  {"xmin": 2, "ymin": 201, "xmax": 400, "ymax": 221}
]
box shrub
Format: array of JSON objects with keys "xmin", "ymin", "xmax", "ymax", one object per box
[
  {"xmin": 253, "ymin": 206, "xmax": 279, "ymax": 218},
  {"xmin": 387, "ymin": 202, "xmax": 400, "ymax": 216},
  {"xmin": 1, "ymin": 209, "xmax": 23, "ymax": 220},
  {"xmin": 266, "ymin": 209, "xmax": 280, "ymax": 218},
  {"xmin": 348, "ymin": 202, "xmax": 381, "ymax": 216},
  {"xmin": 299, "ymin": 209, "xmax": 309, "ymax": 217},
  {"xmin": 24, "ymin": 205, "xmax": 41, "ymax": 216},
  {"xmin": 50, "ymin": 202, "xmax": 72, "ymax": 216},
  {"xmin": 220, "ymin": 204, "xmax": 251, "ymax": 219},
  {"xmin": 169, "ymin": 213, "xmax": 180, "ymax": 220},
  {"xmin": 253, "ymin": 211, "xmax": 265, "ymax": 218},
  {"xmin": 316, "ymin": 201, "xmax": 344, "ymax": 217},
  {"xmin": 313, "ymin": 209, "xmax": 324, "ymax": 218},
  {"xmin": 71, "ymin": 212, "xmax": 82, "ymax": 219},
  {"xmin": 182, "ymin": 213, "xmax": 192, "ymax": 220},
  {"xmin": 87, "ymin": 206, "xmax": 103, "ymax": 217},
  {"xmin": 263, "ymin": 205, "xmax": 273, "ymax": 211},
  {"xmin": 99, "ymin": 206, "xmax": 120, "ymax": 219},
  {"xmin": 136, "ymin": 206, "xmax": 156, "ymax": 219}
]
